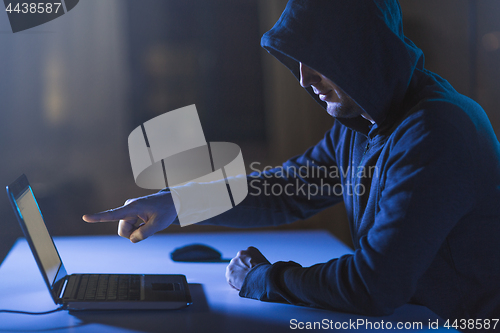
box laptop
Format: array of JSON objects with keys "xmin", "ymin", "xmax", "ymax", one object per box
[{"xmin": 6, "ymin": 174, "xmax": 192, "ymax": 311}]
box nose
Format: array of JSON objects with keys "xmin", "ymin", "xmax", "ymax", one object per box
[{"xmin": 299, "ymin": 62, "xmax": 321, "ymax": 88}]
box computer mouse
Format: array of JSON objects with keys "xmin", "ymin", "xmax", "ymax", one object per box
[{"xmin": 171, "ymin": 243, "xmax": 226, "ymax": 262}]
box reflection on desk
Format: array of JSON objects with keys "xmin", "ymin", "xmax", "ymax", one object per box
[{"xmin": 0, "ymin": 230, "xmax": 456, "ymax": 332}]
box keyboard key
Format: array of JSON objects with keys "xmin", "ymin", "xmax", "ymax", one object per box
[
  {"xmin": 74, "ymin": 274, "xmax": 141, "ymax": 301},
  {"xmin": 77, "ymin": 275, "xmax": 89, "ymax": 300}
]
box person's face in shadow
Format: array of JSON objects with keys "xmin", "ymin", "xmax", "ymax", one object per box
[{"xmin": 299, "ymin": 62, "xmax": 373, "ymax": 123}]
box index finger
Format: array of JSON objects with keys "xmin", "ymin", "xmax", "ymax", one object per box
[{"xmin": 82, "ymin": 204, "xmax": 136, "ymax": 223}]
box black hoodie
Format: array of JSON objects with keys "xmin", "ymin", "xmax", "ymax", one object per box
[
  {"xmin": 240, "ymin": 0, "xmax": 500, "ymax": 323},
  {"xmin": 175, "ymin": 0, "xmax": 500, "ymax": 325}
]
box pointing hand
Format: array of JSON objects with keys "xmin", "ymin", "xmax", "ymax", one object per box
[{"xmin": 83, "ymin": 191, "xmax": 177, "ymax": 243}]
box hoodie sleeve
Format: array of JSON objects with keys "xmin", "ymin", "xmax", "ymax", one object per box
[
  {"xmin": 170, "ymin": 127, "xmax": 345, "ymax": 228},
  {"xmin": 240, "ymin": 110, "xmax": 476, "ymax": 315}
]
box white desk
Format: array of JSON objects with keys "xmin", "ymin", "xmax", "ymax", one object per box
[{"xmin": 0, "ymin": 230, "xmax": 454, "ymax": 332}]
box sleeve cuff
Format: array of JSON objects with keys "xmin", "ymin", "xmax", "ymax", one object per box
[
  {"xmin": 239, "ymin": 261, "xmax": 302, "ymax": 304},
  {"xmin": 159, "ymin": 188, "xmax": 181, "ymax": 225},
  {"xmin": 169, "ymin": 188, "xmax": 181, "ymax": 213}
]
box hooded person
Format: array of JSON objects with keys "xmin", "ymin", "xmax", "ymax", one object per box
[
  {"xmin": 83, "ymin": 0, "xmax": 500, "ymax": 325},
  {"xmin": 221, "ymin": 0, "xmax": 500, "ymax": 322}
]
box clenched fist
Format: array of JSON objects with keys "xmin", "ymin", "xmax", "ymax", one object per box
[{"xmin": 226, "ymin": 246, "xmax": 270, "ymax": 290}]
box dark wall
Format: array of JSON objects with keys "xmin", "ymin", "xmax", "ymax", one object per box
[{"xmin": 126, "ymin": 0, "xmax": 266, "ymax": 143}]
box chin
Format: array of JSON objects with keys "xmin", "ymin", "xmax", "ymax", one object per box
[
  {"xmin": 326, "ymin": 104, "xmax": 340, "ymax": 117},
  {"xmin": 327, "ymin": 107, "xmax": 349, "ymax": 118},
  {"xmin": 327, "ymin": 104, "xmax": 361, "ymax": 119}
]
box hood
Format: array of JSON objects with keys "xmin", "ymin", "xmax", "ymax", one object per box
[{"xmin": 261, "ymin": 0, "xmax": 425, "ymax": 128}]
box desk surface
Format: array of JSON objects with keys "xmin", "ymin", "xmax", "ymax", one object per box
[{"xmin": 0, "ymin": 230, "xmax": 454, "ymax": 332}]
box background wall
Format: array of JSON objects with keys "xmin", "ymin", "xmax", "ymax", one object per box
[{"xmin": 1, "ymin": 0, "xmax": 499, "ymax": 263}]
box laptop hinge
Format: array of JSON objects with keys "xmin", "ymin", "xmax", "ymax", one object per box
[{"xmin": 57, "ymin": 276, "xmax": 69, "ymax": 302}]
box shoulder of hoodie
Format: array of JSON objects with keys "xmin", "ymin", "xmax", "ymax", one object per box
[
  {"xmin": 328, "ymin": 71, "xmax": 489, "ymax": 152},
  {"xmin": 388, "ymin": 77, "xmax": 487, "ymax": 151}
]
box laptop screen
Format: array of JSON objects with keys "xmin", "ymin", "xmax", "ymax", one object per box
[{"xmin": 15, "ymin": 186, "xmax": 62, "ymax": 285}]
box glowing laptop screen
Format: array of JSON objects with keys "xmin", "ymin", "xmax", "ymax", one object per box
[{"xmin": 15, "ymin": 187, "xmax": 61, "ymax": 285}]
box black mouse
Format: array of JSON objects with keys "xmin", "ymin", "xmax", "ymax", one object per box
[{"xmin": 171, "ymin": 243, "xmax": 226, "ymax": 262}]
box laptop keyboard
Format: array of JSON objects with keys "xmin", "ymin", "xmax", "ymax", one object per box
[{"xmin": 70, "ymin": 274, "xmax": 141, "ymax": 301}]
